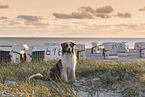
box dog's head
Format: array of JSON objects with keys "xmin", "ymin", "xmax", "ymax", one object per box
[{"xmin": 61, "ymin": 40, "xmax": 76, "ymax": 54}]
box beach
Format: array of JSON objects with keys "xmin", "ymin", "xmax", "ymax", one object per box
[
  {"xmin": 85, "ymin": 48, "xmax": 145, "ymax": 61},
  {"xmin": 1, "ymin": 37, "xmax": 145, "ymax": 62},
  {"xmin": 0, "ymin": 38, "xmax": 145, "ymax": 97}
]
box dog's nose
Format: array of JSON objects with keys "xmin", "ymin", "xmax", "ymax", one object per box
[
  {"xmin": 68, "ymin": 48, "xmax": 70, "ymax": 51},
  {"xmin": 67, "ymin": 47, "xmax": 72, "ymax": 52}
]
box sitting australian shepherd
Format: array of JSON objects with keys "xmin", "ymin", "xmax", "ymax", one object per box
[{"xmin": 29, "ymin": 40, "xmax": 77, "ymax": 82}]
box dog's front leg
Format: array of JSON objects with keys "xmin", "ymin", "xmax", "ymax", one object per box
[
  {"xmin": 61, "ymin": 68, "xmax": 68, "ymax": 82},
  {"xmin": 70, "ymin": 68, "xmax": 76, "ymax": 81},
  {"xmin": 72, "ymin": 68, "xmax": 76, "ymax": 81}
]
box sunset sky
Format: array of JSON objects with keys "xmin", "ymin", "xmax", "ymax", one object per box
[{"xmin": 1, "ymin": 0, "xmax": 145, "ymax": 38}]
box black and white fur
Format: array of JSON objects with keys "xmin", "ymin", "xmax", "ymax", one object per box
[
  {"xmin": 60, "ymin": 41, "xmax": 77, "ymax": 82},
  {"xmin": 29, "ymin": 40, "xmax": 77, "ymax": 82}
]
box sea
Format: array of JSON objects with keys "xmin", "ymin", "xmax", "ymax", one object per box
[{"xmin": 0, "ymin": 37, "xmax": 145, "ymax": 49}]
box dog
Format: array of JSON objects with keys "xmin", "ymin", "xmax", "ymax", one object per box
[{"xmin": 29, "ymin": 40, "xmax": 77, "ymax": 82}]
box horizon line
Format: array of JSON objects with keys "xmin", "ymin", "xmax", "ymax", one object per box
[{"xmin": 0, "ymin": 36, "xmax": 145, "ymax": 39}]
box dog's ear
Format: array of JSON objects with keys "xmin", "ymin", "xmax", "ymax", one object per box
[
  {"xmin": 69, "ymin": 40, "xmax": 76, "ymax": 46},
  {"xmin": 60, "ymin": 42, "xmax": 66, "ymax": 47},
  {"xmin": 60, "ymin": 42, "xmax": 64, "ymax": 47}
]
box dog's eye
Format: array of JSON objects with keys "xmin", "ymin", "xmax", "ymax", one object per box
[
  {"xmin": 65, "ymin": 44, "xmax": 68, "ymax": 47},
  {"xmin": 70, "ymin": 44, "xmax": 73, "ymax": 47}
]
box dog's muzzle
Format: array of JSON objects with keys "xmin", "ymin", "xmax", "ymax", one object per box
[{"xmin": 67, "ymin": 47, "xmax": 72, "ymax": 53}]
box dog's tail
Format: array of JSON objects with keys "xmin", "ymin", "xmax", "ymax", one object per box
[{"xmin": 29, "ymin": 73, "xmax": 49, "ymax": 81}]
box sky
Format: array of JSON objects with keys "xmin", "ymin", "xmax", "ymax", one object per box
[{"xmin": 1, "ymin": 0, "xmax": 145, "ymax": 38}]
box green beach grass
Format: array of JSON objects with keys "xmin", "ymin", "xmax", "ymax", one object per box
[{"xmin": 0, "ymin": 59, "xmax": 145, "ymax": 96}]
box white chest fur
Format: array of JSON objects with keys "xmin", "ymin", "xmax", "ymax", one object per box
[
  {"xmin": 61, "ymin": 53, "xmax": 77, "ymax": 82},
  {"xmin": 61, "ymin": 53, "xmax": 76, "ymax": 68}
]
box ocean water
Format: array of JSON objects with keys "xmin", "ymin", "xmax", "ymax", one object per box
[{"xmin": 0, "ymin": 37, "xmax": 145, "ymax": 49}]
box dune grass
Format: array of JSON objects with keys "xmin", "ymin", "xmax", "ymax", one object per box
[{"xmin": 0, "ymin": 59, "xmax": 145, "ymax": 96}]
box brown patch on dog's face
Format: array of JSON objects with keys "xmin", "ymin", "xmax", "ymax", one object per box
[
  {"xmin": 69, "ymin": 40, "xmax": 76, "ymax": 53},
  {"xmin": 61, "ymin": 41, "xmax": 76, "ymax": 54},
  {"xmin": 61, "ymin": 42, "xmax": 67, "ymax": 54}
]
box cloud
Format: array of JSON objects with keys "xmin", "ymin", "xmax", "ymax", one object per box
[
  {"xmin": 115, "ymin": 12, "xmax": 132, "ymax": 18},
  {"xmin": 1, "ymin": 16, "xmax": 145, "ymax": 37},
  {"xmin": 138, "ymin": 7, "xmax": 145, "ymax": 11},
  {"xmin": 24, "ymin": 21, "xmax": 49, "ymax": 27},
  {"xmin": 95, "ymin": 13, "xmax": 112, "ymax": 18},
  {"xmin": 0, "ymin": 16, "xmax": 8, "ymax": 20},
  {"xmin": 79, "ymin": 6, "xmax": 96, "ymax": 13},
  {"xmin": 53, "ymin": 12, "xmax": 94, "ymax": 19},
  {"xmin": 79, "ymin": 6, "xmax": 114, "ymax": 14},
  {"xmin": 53, "ymin": 5, "xmax": 132, "ymax": 19},
  {"xmin": 0, "ymin": 15, "xmax": 49, "ymax": 28},
  {"xmin": 0, "ymin": 16, "xmax": 50, "ymax": 36},
  {"xmin": 78, "ymin": 6, "xmax": 113, "ymax": 18},
  {"xmin": 17, "ymin": 15, "xmax": 44, "ymax": 21},
  {"xmin": 96, "ymin": 6, "xmax": 114, "ymax": 13},
  {"xmin": 53, "ymin": 6, "xmax": 113, "ymax": 19},
  {"xmin": 0, "ymin": 2, "xmax": 10, "ymax": 9},
  {"xmin": 0, "ymin": 15, "xmax": 49, "ymax": 27},
  {"xmin": 16, "ymin": 15, "xmax": 49, "ymax": 27}
]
